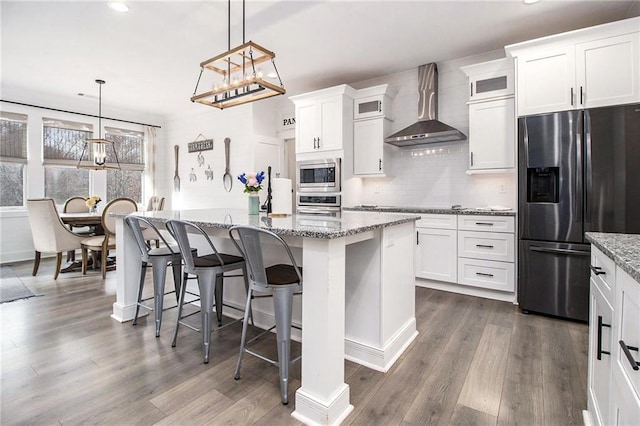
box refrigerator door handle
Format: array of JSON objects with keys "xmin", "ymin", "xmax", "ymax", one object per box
[
  {"xmin": 584, "ymin": 110, "xmax": 592, "ymax": 227},
  {"xmin": 530, "ymin": 246, "xmax": 590, "ymax": 256},
  {"xmin": 575, "ymin": 112, "xmax": 584, "ymax": 224}
]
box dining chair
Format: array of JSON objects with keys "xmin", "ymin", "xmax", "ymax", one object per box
[
  {"xmin": 166, "ymin": 219, "xmax": 248, "ymax": 364},
  {"xmin": 80, "ymin": 197, "xmax": 137, "ymax": 279},
  {"xmin": 228, "ymin": 225, "xmax": 303, "ymax": 405},
  {"xmin": 146, "ymin": 196, "xmax": 165, "ymax": 212},
  {"xmin": 62, "ymin": 196, "xmax": 93, "ymax": 261},
  {"xmin": 145, "ymin": 196, "xmax": 165, "ymax": 248},
  {"xmin": 125, "ymin": 215, "xmax": 183, "ymax": 337},
  {"xmin": 26, "ymin": 198, "xmax": 86, "ymax": 280}
]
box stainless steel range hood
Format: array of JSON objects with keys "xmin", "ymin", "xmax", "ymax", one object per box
[{"xmin": 385, "ymin": 63, "xmax": 466, "ymax": 146}]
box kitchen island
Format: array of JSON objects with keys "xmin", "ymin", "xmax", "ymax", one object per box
[{"xmin": 112, "ymin": 208, "xmax": 419, "ymax": 425}]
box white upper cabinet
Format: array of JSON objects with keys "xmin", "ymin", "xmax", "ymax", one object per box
[
  {"xmin": 468, "ymin": 98, "xmax": 516, "ymax": 170},
  {"xmin": 507, "ymin": 18, "xmax": 640, "ymax": 116},
  {"xmin": 576, "ymin": 33, "xmax": 640, "ymax": 109},
  {"xmin": 290, "ymin": 84, "xmax": 356, "ymax": 156},
  {"xmin": 461, "ymin": 58, "xmax": 516, "ymax": 172},
  {"xmin": 461, "ymin": 58, "xmax": 514, "ymax": 101},
  {"xmin": 352, "ymin": 84, "xmax": 395, "ymax": 177},
  {"xmin": 516, "ymin": 47, "xmax": 576, "ymax": 115}
]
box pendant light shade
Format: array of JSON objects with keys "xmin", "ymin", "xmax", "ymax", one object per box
[
  {"xmin": 77, "ymin": 79, "xmax": 121, "ymax": 170},
  {"xmin": 190, "ymin": 0, "xmax": 285, "ymax": 110}
]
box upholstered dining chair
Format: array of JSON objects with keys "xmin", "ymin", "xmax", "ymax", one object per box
[
  {"xmin": 166, "ymin": 219, "xmax": 249, "ymax": 364},
  {"xmin": 26, "ymin": 198, "xmax": 86, "ymax": 280},
  {"xmin": 80, "ymin": 197, "xmax": 137, "ymax": 279},
  {"xmin": 145, "ymin": 196, "xmax": 165, "ymax": 248},
  {"xmin": 229, "ymin": 225, "xmax": 303, "ymax": 405},
  {"xmin": 62, "ymin": 196, "xmax": 93, "ymax": 261},
  {"xmin": 146, "ymin": 196, "xmax": 165, "ymax": 212}
]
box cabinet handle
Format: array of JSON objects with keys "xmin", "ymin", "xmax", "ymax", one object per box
[
  {"xmin": 476, "ymin": 244, "xmax": 494, "ymax": 249},
  {"xmin": 378, "ymin": 101, "xmax": 382, "ymax": 112},
  {"xmin": 590, "ymin": 265, "xmax": 606, "ymax": 276},
  {"xmin": 619, "ymin": 340, "xmax": 640, "ymax": 371},
  {"xmin": 580, "ymin": 86, "xmax": 584, "ymax": 105},
  {"xmin": 313, "ymin": 137, "xmax": 317, "ymax": 149},
  {"xmin": 571, "ymin": 87, "xmax": 574, "ymax": 106},
  {"xmin": 597, "ymin": 315, "xmax": 611, "ymax": 360},
  {"xmin": 470, "ymin": 151, "xmax": 474, "ymax": 166},
  {"xmin": 475, "ymin": 272, "xmax": 494, "ymax": 278},
  {"xmin": 475, "ymin": 222, "xmax": 494, "ymax": 226},
  {"xmin": 317, "ymin": 137, "xmax": 320, "ymax": 149},
  {"xmin": 416, "ymin": 231, "xmax": 419, "ymax": 245},
  {"xmin": 470, "ymin": 82, "xmax": 474, "ymax": 97},
  {"xmin": 379, "ymin": 159, "xmax": 382, "ymax": 171}
]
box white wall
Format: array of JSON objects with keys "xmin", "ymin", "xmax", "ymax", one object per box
[{"xmin": 346, "ymin": 50, "xmax": 517, "ymax": 210}]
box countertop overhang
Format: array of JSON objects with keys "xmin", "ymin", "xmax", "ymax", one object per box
[
  {"xmin": 586, "ymin": 232, "xmax": 640, "ymax": 282},
  {"xmin": 117, "ymin": 208, "xmax": 419, "ymax": 239}
]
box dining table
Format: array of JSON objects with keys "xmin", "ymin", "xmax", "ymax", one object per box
[{"xmin": 59, "ymin": 211, "xmax": 104, "ymax": 271}]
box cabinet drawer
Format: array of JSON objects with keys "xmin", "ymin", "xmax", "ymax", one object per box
[
  {"xmin": 457, "ymin": 215, "xmax": 515, "ymax": 233},
  {"xmin": 591, "ymin": 247, "xmax": 616, "ymax": 306},
  {"xmin": 457, "ymin": 258, "xmax": 515, "ymax": 292},
  {"xmin": 416, "ymin": 214, "xmax": 457, "ymax": 230},
  {"xmin": 458, "ymin": 231, "xmax": 515, "ymax": 262},
  {"xmin": 617, "ymin": 268, "xmax": 640, "ymax": 400}
]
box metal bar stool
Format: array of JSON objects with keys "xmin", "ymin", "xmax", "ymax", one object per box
[
  {"xmin": 229, "ymin": 225, "xmax": 303, "ymax": 405},
  {"xmin": 166, "ymin": 219, "xmax": 249, "ymax": 364},
  {"xmin": 125, "ymin": 215, "xmax": 183, "ymax": 337}
]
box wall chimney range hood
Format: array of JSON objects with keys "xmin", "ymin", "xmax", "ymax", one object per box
[{"xmin": 385, "ymin": 63, "xmax": 466, "ymax": 146}]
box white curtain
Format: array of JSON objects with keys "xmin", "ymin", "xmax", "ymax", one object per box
[{"xmin": 144, "ymin": 126, "xmax": 157, "ymax": 197}]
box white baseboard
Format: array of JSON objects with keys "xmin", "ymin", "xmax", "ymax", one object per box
[
  {"xmin": 416, "ymin": 278, "xmax": 516, "ymax": 303},
  {"xmin": 292, "ymin": 385, "xmax": 354, "ymax": 426}
]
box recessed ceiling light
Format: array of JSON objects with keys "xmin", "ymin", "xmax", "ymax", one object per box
[
  {"xmin": 108, "ymin": 2, "xmax": 129, "ymax": 13},
  {"xmin": 524, "ymin": 0, "xmax": 540, "ymax": 4}
]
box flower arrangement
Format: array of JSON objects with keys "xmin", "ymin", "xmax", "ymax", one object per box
[
  {"xmin": 237, "ymin": 171, "xmax": 265, "ymax": 194},
  {"xmin": 85, "ymin": 195, "xmax": 102, "ymax": 209}
]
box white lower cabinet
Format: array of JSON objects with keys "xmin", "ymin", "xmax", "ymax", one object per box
[
  {"xmin": 415, "ymin": 215, "xmax": 457, "ymax": 283},
  {"xmin": 414, "ymin": 214, "xmax": 515, "ymax": 297},
  {"xmin": 587, "ymin": 247, "xmax": 640, "ymax": 426}
]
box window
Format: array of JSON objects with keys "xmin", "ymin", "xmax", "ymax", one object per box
[
  {"xmin": 0, "ymin": 112, "xmax": 28, "ymax": 207},
  {"xmin": 43, "ymin": 118, "xmax": 92, "ymax": 204},
  {"xmin": 105, "ymin": 127, "xmax": 144, "ymax": 203}
]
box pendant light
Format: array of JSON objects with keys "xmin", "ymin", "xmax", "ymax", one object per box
[
  {"xmin": 77, "ymin": 79, "xmax": 121, "ymax": 170},
  {"xmin": 190, "ymin": 0, "xmax": 285, "ymax": 110}
]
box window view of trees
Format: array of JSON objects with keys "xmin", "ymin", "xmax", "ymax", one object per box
[
  {"xmin": 105, "ymin": 127, "xmax": 144, "ymax": 203},
  {"xmin": 0, "ymin": 113, "xmax": 28, "ymax": 207},
  {"xmin": 44, "ymin": 167, "xmax": 90, "ymax": 205}
]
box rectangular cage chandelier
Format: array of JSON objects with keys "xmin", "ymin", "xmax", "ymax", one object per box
[{"xmin": 190, "ymin": 0, "xmax": 285, "ymax": 110}]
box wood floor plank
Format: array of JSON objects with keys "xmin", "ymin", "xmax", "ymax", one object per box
[
  {"xmin": 496, "ymin": 312, "xmax": 545, "ymax": 426},
  {"xmin": 540, "ymin": 318, "xmax": 587, "ymax": 426},
  {"xmin": 457, "ymin": 323, "xmax": 511, "ymax": 417},
  {"xmin": 450, "ymin": 404, "xmax": 497, "ymax": 426}
]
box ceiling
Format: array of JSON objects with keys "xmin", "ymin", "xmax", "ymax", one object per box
[{"xmin": 2, "ymin": 0, "xmax": 639, "ymax": 120}]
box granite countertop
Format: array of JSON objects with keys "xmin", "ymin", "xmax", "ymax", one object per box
[
  {"xmin": 344, "ymin": 206, "xmax": 516, "ymax": 216},
  {"xmin": 120, "ymin": 208, "xmax": 419, "ymax": 240},
  {"xmin": 585, "ymin": 232, "xmax": 640, "ymax": 282}
]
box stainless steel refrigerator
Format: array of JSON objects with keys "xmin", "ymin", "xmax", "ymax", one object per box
[{"xmin": 518, "ymin": 103, "xmax": 640, "ymax": 322}]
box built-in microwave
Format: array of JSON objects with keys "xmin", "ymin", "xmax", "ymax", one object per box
[
  {"xmin": 296, "ymin": 158, "xmax": 340, "ymax": 193},
  {"xmin": 297, "ymin": 193, "xmax": 341, "ymax": 215}
]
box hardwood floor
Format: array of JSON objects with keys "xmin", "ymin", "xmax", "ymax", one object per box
[{"xmin": 1, "ymin": 258, "xmax": 588, "ymax": 425}]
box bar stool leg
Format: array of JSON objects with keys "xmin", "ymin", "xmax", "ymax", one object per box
[
  {"xmin": 198, "ymin": 271, "xmax": 216, "ymax": 364},
  {"xmin": 214, "ymin": 274, "xmax": 224, "ymax": 326},
  {"xmin": 132, "ymin": 261, "xmax": 148, "ymax": 326},
  {"xmin": 234, "ymin": 287, "xmax": 254, "ymax": 380},
  {"xmin": 171, "ymin": 272, "xmax": 189, "ymax": 348},
  {"xmin": 151, "ymin": 260, "xmax": 169, "ymax": 337},
  {"xmin": 273, "ymin": 288, "xmax": 294, "ymax": 405},
  {"xmin": 170, "ymin": 256, "xmax": 182, "ymax": 303}
]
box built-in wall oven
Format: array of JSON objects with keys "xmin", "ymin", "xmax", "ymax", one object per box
[
  {"xmin": 296, "ymin": 158, "xmax": 341, "ymax": 215},
  {"xmin": 296, "ymin": 158, "xmax": 340, "ymax": 193},
  {"xmin": 297, "ymin": 193, "xmax": 341, "ymax": 215}
]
